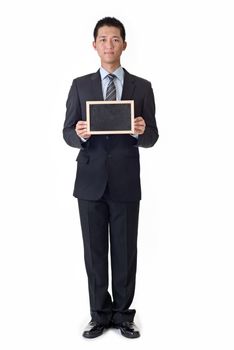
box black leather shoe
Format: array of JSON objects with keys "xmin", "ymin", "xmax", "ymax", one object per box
[
  {"xmin": 115, "ymin": 321, "xmax": 140, "ymax": 338},
  {"xmin": 82, "ymin": 321, "xmax": 105, "ymax": 338}
]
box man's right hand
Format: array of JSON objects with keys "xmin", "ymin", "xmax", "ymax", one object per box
[{"xmin": 75, "ymin": 121, "xmax": 91, "ymax": 140}]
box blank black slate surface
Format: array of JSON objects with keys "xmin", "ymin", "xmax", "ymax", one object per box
[
  {"xmin": 90, "ymin": 103, "xmax": 131, "ymax": 131},
  {"xmin": 86, "ymin": 101, "xmax": 134, "ymax": 134}
]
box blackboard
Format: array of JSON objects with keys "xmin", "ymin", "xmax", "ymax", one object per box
[{"xmin": 86, "ymin": 100, "xmax": 134, "ymax": 134}]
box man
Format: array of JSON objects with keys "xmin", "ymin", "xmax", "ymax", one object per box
[{"xmin": 63, "ymin": 17, "xmax": 159, "ymax": 339}]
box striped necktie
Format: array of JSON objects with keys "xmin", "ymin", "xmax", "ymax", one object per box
[{"xmin": 105, "ymin": 74, "xmax": 116, "ymax": 100}]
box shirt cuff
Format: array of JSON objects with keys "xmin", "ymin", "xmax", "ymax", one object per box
[
  {"xmin": 130, "ymin": 134, "xmax": 139, "ymax": 139},
  {"xmin": 79, "ymin": 136, "xmax": 88, "ymax": 142}
]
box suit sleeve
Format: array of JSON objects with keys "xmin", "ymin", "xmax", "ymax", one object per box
[
  {"xmin": 137, "ymin": 83, "xmax": 159, "ymax": 148},
  {"xmin": 63, "ymin": 79, "xmax": 87, "ymax": 149}
]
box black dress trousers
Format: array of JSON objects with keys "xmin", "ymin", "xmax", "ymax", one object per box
[{"xmin": 78, "ymin": 185, "xmax": 140, "ymax": 326}]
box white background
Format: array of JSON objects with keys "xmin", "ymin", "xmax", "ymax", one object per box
[{"xmin": 0, "ymin": 0, "xmax": 234, "ymax": 349}]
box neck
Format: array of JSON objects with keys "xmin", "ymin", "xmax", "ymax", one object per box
[{"xmin": 101, "ymin": 62, "xmax": 121, "ymax": 73}]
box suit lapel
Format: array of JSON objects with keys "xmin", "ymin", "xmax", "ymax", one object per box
[
  {"xmin": 91, "ymin": 70, "xmax": 104, "ymax": 100},
  {"xmin": 121, "ymin": 69, "xmax": 136, "ymax": 100}
]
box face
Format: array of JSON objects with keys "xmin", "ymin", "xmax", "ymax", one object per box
[{"xmin": 93, "ymin": 26, "xmax": 127, "ymax": 66}]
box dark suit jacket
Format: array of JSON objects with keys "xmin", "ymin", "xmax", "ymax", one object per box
[{"xmin": 63, "ymin": 68, "xmax": 159, "ymax": 201}]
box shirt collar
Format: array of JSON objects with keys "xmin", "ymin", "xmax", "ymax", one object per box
[{"xmin": 100, "ymin": 66, "xmax": 124, "ymax": 84}]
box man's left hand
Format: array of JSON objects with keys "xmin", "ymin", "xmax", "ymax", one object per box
[{"xmin": 134, "ymin": 116, "xmax": 146, "ymax": 135}]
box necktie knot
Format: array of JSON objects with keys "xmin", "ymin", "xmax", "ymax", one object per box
[{"xmin": 107, "ymin": 74, "xmax": 115, "ymax": 80}]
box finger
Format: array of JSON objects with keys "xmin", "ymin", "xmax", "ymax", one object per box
[
  {"xmin": 76, "ymin": 126, "xmax": 86, "ymax": 131},
  {"xmin": 76, "ymin": 121, "xmax": 87, "ymax": 127},
  {"xmin": 79, "ymin": 130, "xmax": 88, "ymax": 136},
  {"xmin": 134, "ymin": 127, "xmax": 145, "ymax": 133},
  {"xmin": 134, "ymin": 118, "xmax": 145, "ymax": 123},
  {"xmin": 134, "ymin": 122, "xmax": 145, "ymax": 125},
  {"xmin": 134, "ymin": 123, "xmax": 145, "ymax": 128},
  {"xmin": 77, "ymin": 127, "xmax": 87, "ymax": 132},
  {"xmin": 134, "ymin": 128, "xmax": 143, "ymax": 132},
  {"xmin": 76, "ymin": 128, "xmax": 86, "ymax": 135}
]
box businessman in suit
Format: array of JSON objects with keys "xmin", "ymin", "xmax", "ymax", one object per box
[{"xmin": 63, "ymin": 17, "xmax": 159, "ymax": 338}]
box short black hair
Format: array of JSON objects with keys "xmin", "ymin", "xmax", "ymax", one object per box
[{"xmin": 93, "ymin": 17, "xmax": 126, "ymax": 42}]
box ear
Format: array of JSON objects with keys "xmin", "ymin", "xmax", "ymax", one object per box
[
  {"xmin": 93, "ymin": 41, "xmax": 96, "ymax": 50},
  {"xmin": 123, "ymin": 41, "xmax": 127, "ymax": 51}
]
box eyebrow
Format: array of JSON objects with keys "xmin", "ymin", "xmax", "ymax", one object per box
[{"xmin": 98, "ymin": 35, "xmax": 120, "ymax": 39}]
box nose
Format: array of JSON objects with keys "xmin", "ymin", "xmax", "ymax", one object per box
[{"xmin": 106, "ymin": 39, "xmax": 114, "ymax": 48}]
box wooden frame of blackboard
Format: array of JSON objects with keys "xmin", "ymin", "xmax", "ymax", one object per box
[{"xmin": 86, "ymin": 100, "xmax": 134, "ymax": 134}]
